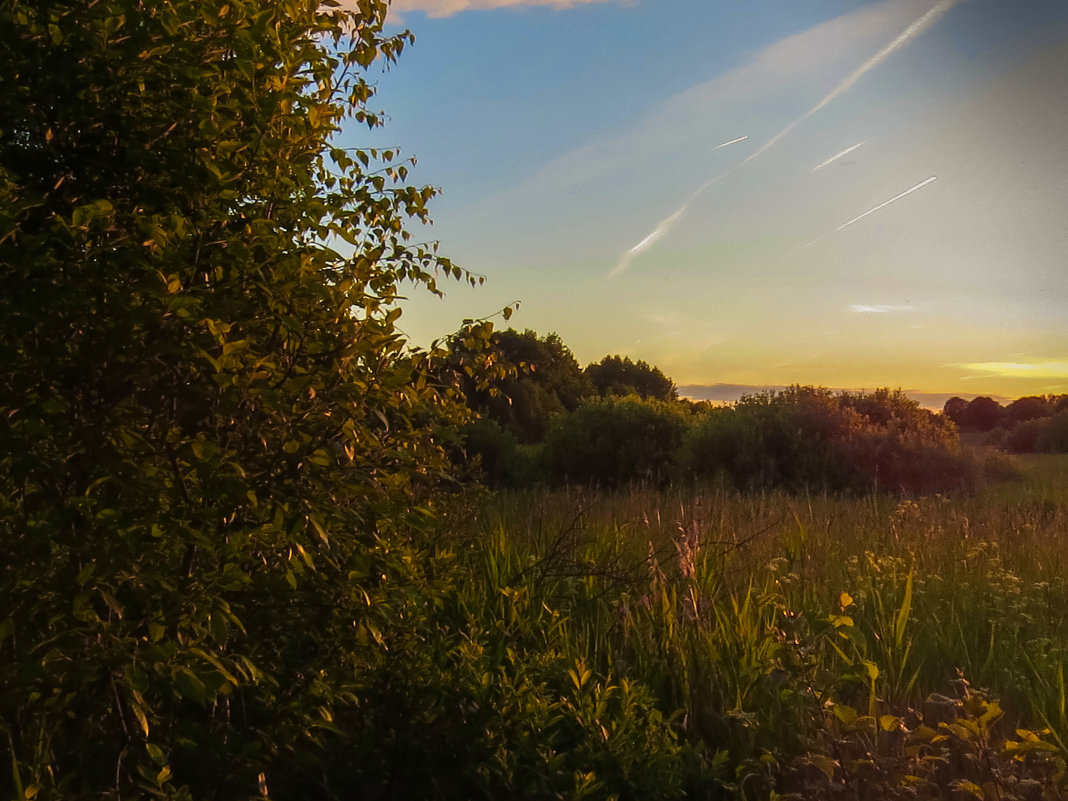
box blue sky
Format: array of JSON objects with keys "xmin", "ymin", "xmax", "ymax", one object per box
[{"xmin": 347, "ymin": 0, "xmax": 1068, "ymax": 400}]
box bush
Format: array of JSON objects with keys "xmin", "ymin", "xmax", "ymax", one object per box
[
  {"xmin": 0, "ymin": 2, "xmax": 480, "ymax": 797},
  {"xmin": 460, "ymin": 418, "xmax": 545, "ymax": 487},
  {"xmin": 679, "ymin": 387, "xmax": 860, "ymax": 491},
  {"xmin": 1004, "ymin": 410, "xmax": 1068, "ymax": 453},
  {"xmin": 679, "ymin": 387, "xmax": 1006, "ymax": 494},
  {"xmin": 543, "ymin": 396, "xmax": 689, "ymax": 486}
]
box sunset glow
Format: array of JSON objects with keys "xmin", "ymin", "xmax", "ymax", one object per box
[{"xmin": 356, "ymin": 0, "xmax": 1068, "ymax": 399}]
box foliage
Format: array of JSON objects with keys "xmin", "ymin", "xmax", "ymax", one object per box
[
  {"xmin": 678, "ymin": 386, "xmax": 994, "ymax": 494},
  {"xmin": 0, "ymin": 0, "xmax": 486, "ymax": 797},
  {"xmin": 944, "ymin": 396, "xmax": 1006, "ymax": 433},
  {"xmin": 585, "ymin": 355, "xmax": 677, "ymax": 402},
  {"xmin": 452, "ymin": 329, "xmax": 593, "ymax": 444},
  {"xmin": 944, "ymin": 395, "xmax": 1068, "ymax": 453},
  {"xmin": 465, "ymin": 460, "xmax": 1068, "ymax": 798},
  {"xmin": 678, "ymin": 386, "xmax": 859, "ymax": 491},
  {"xmin": 542, "ymin": 396, "xmax": 690, "ymax": 487},
  {"xmin": 1003, "ymin": 410, "xmax": 1068, "ymax": 454},
  {"xmin": 456, "ymin": 417, "xmax": 546, "ymax": 488}
]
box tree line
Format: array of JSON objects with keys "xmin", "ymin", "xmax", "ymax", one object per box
[
  {"xmin": 449, "ymin": 331, "xmax": 1015, "ymax": 494},
  {"xmin": 942, "ymin": 394, "xmax": 1068, "ymax": 453}
]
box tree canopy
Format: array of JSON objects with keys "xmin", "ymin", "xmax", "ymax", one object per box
[
  {"xmin": 452, "ymin": 328, "xmax": 591, "ymax": 443},
  {"xmin": 585, "ymin": 354, "xmax": 677, "ymax": 402},
  {"xmin": 0, "ymin": 1, "xmax": 474, "ymax": 796}
]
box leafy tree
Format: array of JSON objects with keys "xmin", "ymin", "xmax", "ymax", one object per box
[
  {"xmin": 957, "ymin": 397, "xmax": 1005, "ymax": 433},
  {"xmin": 585, "ymin": 355, "xmax": 677, "ymax": 401},
  {"xmin": 454, "ymin": 328, "xmax": 592, "ymax": 444},
  {"xmin": 942, "ymin": 396, "xmax": 970, "ymax": 426},
  {"xmin": 0, "ymin": 1, "xmax": 477, "ymax": 797},
  {"xmin": 1001, "ymin": 395, "xmax": 1053, "ymax": 427}
]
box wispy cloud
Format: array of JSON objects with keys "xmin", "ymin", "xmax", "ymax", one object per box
[
  {"xmin": 849, "ymin": 304, "xmax": 915, "ymax": 313},
  {"xmin": 954, "ymin": 360, "xmax": 1068, "ymax": 378},
  {"xmin": 735, "ymin": 0, "xmax": 966, "ymax": 170},
  {"xmin": 389, "ymin": 0, "xmax": 620, "ymax": 19},
  {"xmin": 812, "ymin": 140, "xmax": 867, "ymax": 171},
  {"xmin": 609, "ymin": 206, "xmax": 686, "ymax": 277},
  {"xmin": 611, "ymin": 0, "xmax": 968, "ymax": 276}
]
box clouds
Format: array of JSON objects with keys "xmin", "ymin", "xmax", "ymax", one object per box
[
  {"xmin": 528, "ymin": 0, "xmax": 933, "ymax": 197},
  {"xmin": 389, "ymin": 0, "xmax": 620, "ymax": 19},
  {"xmin": 849, "ymin": 304, "xmax": 915, "ymax": 314},
  {"xmin": 956, "ymin": 360, "xmax": 1068, "ymax": 379},
  {"xmin": 610, "ymin": 0, "xmax": 964, "ymax": 275}
]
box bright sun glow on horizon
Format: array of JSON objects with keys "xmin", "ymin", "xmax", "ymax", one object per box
[{"xmin": 360, "ymin": 0, "xmax": 1068, "ymax": 399}]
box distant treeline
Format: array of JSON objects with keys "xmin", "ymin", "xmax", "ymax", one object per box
[
  {"xmin": 942, "ymin": 394, "xmax": 1068, "ymax": 453},
  {"xmin": 447, "ymin": 330, "xmax": 1014, "ymax": 494}
]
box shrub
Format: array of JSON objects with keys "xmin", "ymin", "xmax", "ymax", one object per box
[
  {"xmin": 0, "ymin": 2, "xmax": 480, "ymax": 796},
  {"xmin": 1004, "ymin": 410, "xmax": 1068, "ymax": 453},
  {"xmin": 543, "ymin": 396, "xmax": 690, "ymax": 486},
  {"xmin": 679, "ymin": 387, "xmax": 1007, "ymax": 494},
  {"xmin": 679, "ymin": 387, "xmax": 860, "ymax": 491},
  {"xmin": 460, "ymin": 418, "xmax": 546, "ymax": 487}
]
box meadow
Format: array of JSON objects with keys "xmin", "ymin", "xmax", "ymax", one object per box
[
  {"xmin": 6, "ymin": 5, "xmax": 1065, "ymax": 797},
  {"xmin": 432, "ymin": 455, "xmax": 1068, "ymax": 799}
]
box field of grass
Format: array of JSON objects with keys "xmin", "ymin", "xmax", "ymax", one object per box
[{"xmin": 437, "ymin": 454, "xmax": 1068, "ymax": 798}]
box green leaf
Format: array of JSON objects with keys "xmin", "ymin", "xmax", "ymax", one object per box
[
  {"xmin": 806, "ymin": 754, "xmax": 836, "ymax": 781},
  {"xmin": 832, "ymin": 704, "xmax": 857, "ymax": 725},
  {"xmin": 879, "ymin": 714, "xmax": 903, "ymax": 732},
  {"xmin": 174, "ymin": 667, "xmax": 209, "ymax": 704}
]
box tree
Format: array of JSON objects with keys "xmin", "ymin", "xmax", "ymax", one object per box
[
  {"xmin": 943, "ymin": 396, "xmax": 969, "ymax": 427},
  {"xmin": 0, "ymin": 1, "xmax": 474, "ymax": 797},
  {"xmin": 454, "ymin": 328, "xmax": 592, "ymax": 443},
  {"xmin": 959, "ymin": 397, "xmax": 1005, "ymax": 433},
  {"xmin": 585, "ymin": 355, "xmax": 676, "ymax": 401},
  {"xmin": 1001, "ymin": 395, "xmax": 1053, "ymax": 427}
]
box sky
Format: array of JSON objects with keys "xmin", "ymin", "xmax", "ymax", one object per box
[{"xmin": 347, "ymin": 0, "xmax": 1068, "ymax": 403}]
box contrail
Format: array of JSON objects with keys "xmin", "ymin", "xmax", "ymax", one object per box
[
  {"xmin": 792, "ymin": 235, "xmax": 826, "ymax": 254},
  {"xmin": 850, "ymin": 304, "xmax": 914, "ymax": 313},
  {"xmin": 812, "ymin": 140, "xmax": 867, "ymax": 171},
  {"xmin": 610, "ymin": 0, "xmax": 966, "ymax": 276},
  {"xmin": 835, "ymin": 176, "xmax": 937, "ymax": 231},
  {"xmin": 739, "ymin": 0, "xmax": 962, "ymax": 169},
  {"xmin": 715, "ymin": 135, "xmax": 749, "ymax": 149},
  {"xmin": 608, "ymin": 206, "xmax": 687, "ymax": 277}
]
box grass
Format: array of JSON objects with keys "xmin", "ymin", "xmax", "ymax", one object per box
[{"xmin": 440, "ymin": 454, "xmax": 1068, "ymax": 798}]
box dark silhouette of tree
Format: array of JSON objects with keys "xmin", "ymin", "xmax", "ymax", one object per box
[
  {"xmin": 960, "ymin": 397, "xmax": 1005, "ymax": 432},
  {"xmin": 455, "ymin": 329, "xmax": 593, "ymax": 443},
  {"xmin": 943, "ymin": 396, "xmax": 969, "ymax": 427},
  {"xmin": 1002, "ymin": 395, "xmax": 1053, "ymax": 427},
  {"xmin": 0, "ymin": 2, "xmax": 481, "ymax": 795},
  {"xmin": 585, "ymin": 355, "xmax": 677, "ymax": 401}
]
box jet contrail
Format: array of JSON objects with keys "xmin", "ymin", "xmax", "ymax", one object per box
[
  {"xmin": 792, "ymin": 235, "xmax": 826, "ymax": 254},
  {"xmin": 608, "ymin": 206, "xmax": 687, "ymax": 277},
  {"xmin": 812, "ymin": 140, "xmax": 867, "ymax": 171},
  {"xmin": 715, "ymin": 135, "xmax": 749, "ymax": 149},
  {"xmin": 835, "ymin": 176, "xmax": 937, "ymax": 231},
  {"xmin": 610, "ymin": 0, "xmax": 966, "ymax": 276},
  {"xmin": 739, "ymin": 0, "xmax": 962, "ymax": 169}
]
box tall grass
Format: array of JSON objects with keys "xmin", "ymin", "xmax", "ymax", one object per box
[{"xmin": 440, "ymin": 455, "xmax": 1068, "ymax": 797}]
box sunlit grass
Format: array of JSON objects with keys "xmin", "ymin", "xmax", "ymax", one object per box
[{"xmin": 442, "ymin": 456, "xmax": 1068, "ymax": 796}]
